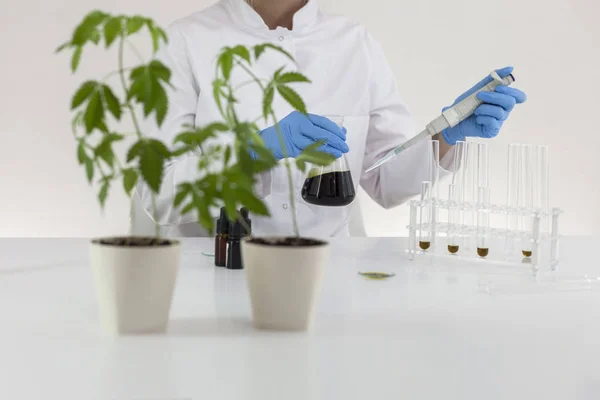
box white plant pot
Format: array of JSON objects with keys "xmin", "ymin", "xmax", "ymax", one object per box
[
  {"xmin": 89, "ymin": 238, "xmax": 180, "ymax": 334},
  {"xmin": 242, "ymin": 238, "xmax": 330, "ymax": 331}
]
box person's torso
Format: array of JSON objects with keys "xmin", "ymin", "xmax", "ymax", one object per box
[{"xmin": 173, "ymin": 0, "xmax": 374, "ymax": 237}]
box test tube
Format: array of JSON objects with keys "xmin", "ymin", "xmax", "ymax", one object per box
[
  {"xmin": 447, "ymin": 184, "xmax": 460, "ymax": 254},
  {"xmin": 477, "ymin": 142, "xmax": 490, "ymax": 189},
  {"xmin": 418, "ymin": 181, "xmax": 432, "ymax": 251},
  {"xmin": 477, "ymin": 186, "xmax": 491, "ymax": 257},
  {"xmin": 462, "ymin": 142, "xmax": 478, "ymax": 249},
  {"xmin": 518, "ymin": 144, "xmax": 534, "ymax": 257},
  {"xmin": 506, "ymin": 144, "xmax": 521, "ymax": 251},
  {"xmin": 535, "ymin": 145, "xmax": 550, "ymax": 233},
  {"xmin": 428, "ymin": 140, "xmax": 440, "ymax": 248}
]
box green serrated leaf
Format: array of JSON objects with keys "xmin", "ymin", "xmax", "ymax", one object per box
[
  {"xmin": 235, "ymin": 187, "xmax": 269, "ymax": 216},
  {"xmin": 55, "ymin": 42, "xmax": 71, "ymax": 53},
  {"xmin": 218, "ymin": 51, "xmax": 233, "ymax": 80},
  {"xmin": 147, "ymin": 22, "xmax": 159, "ymax": 53},
  {"xmin": 84, "ymin": 159, "xmax": 94, "ymax": 182},
  {"xmin": 222, "ymin": 184, "xmax": 238, "ymax": 220},
  {"xmin": 127, "ymin": 140, "xmax": 143, "ymax": 162},
  {"xmin": 153, "ymin": 81, "xmax": 168, "ymax": 126},
  {"xmin": 102, "ymin": 85, "xmax": 122, "ymax": 120},
  {"xmin": 157, "ymin": 27, "xmax": 168, "ymax": 43},
  {"xmin": 296, "ymin": 158, "xmax": 307, "ymax": 172},
  {"xmin": 98, "ymin": 180, "xmax": 109, "ymax": 208},
  {"xmin": 231, "ymin": 45, "xmax": 251, "ymax": 63},
  {"xmin": 262, "ymin": 43, "xmax": 294, "ymax": 61},
  {"xmin": 273, "ymin": 66, "xmax": 285, "ymax": 80},
  {"xmin": 254, "ymin": 44, "xmax": 266, "ymax": 60},
  {"xmin": 104, "ymin": 16, "xmax": 122, "ymax": 48},
  {"xmin": 276, "ymin": 85, "xmax": 307, "ymax": 114},
  {"xmin": 84, "ymin": 91, "xmax": 103, "ymax": 133},
  {"xmin": 72, "ymin": 10, "xmax": 109, "ymax": 46},
  {"xmin": 122, "ymin": 169, "xmax": 138, "ymax": 195},
  {"xmin": 149, "ymin": 60, "xmax": 171, "ymax": 82},
  {"xmin": 71, "ymin": 47, "xmax": 83, "ymax": 72},
  {"xmin": 94, "ymin": 134, "xmax": 123, "ymax": 167},
  {"xmin": 174, "ymin": 184, "xmax": 190, "ymax": 207},
  {"xmin": 77, "ymin": 141, "xmax": 87, "ymax": 164},
  {"xmin": 277, "ymin": 71, "xmax": 311, "ymax": 84},
  {"xmin": 224, "ymin": 147, "xmax": 231, "ymax": 165},
  {"xmin": 212, "ymin": 79, "xmax": 226, "ymax": 117},
  {"xmin": 90, "ymin": 30, "xmax": 101, "ymax": 44},
  {"xmin": 262, "ymin": 84, "xmax": 274, "ymax": 121},
  {"xmin": 138, "ymin": 140, "xmax": 170, "ymax": 193},
  {"xmin": 127, "ymin": 16, "xmax": 145, "ymax": 35},
  {"xmin": 71, "ymin": 81, "xmax": 98, "ymax": 109}
]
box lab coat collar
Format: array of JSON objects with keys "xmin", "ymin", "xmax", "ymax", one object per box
[{"xmin": 227, "ymin": 0, "xmax": 319, "ymax": 33}]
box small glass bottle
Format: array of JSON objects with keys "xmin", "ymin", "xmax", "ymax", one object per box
[
  {"xmin": 214, "ymin": 207, "xmax": 229, "ymax": 267},
  {"xmin": 226, "ymin": 220, "xmax": 244, "ymax": 270}
]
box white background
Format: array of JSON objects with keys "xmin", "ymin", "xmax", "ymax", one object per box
[{"xmin": 0, "ymin": 0, "xmax": 599, "ymax": 237}]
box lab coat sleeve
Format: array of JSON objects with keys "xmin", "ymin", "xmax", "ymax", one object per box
[
  {"xmin": 137, "ymin": 23, "xmax": 272, "ymax": 227},
  {"xmin": 359, "ymin": 33, "xmax": 455, "ymax": 209}
]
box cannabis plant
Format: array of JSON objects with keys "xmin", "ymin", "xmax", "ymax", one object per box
[{"xmin": 58, "ymin": 11, "xmax": 334, "ymax": 237}]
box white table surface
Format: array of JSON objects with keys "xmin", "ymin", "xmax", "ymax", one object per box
[{"xmin": 1, "ymin": 237, "xmax": 599, "ymax": 400}]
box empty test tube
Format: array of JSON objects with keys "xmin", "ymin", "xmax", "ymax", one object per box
[
  {"xmin": 477, "ymin": 187, "xmax": 491, "ymax": 257},
  {"xmin": 506, "ymin": 144, "xmax": 521, "ymax": 251},
  {"xmin": 477, "ymin": 142, "xmax": 490, "ymax": 189},
  {"xmin": 534, "ymin": 145, "xmax": 550, "ymax": 233},
  {"xmin": 518, "ymin": 144, "xmax": 534, "ymax": 257},
  {"xmin": 419, "ymin": 181, "xmax": 432, "ymax": 251},
  {"xmin": 428, "ymin": 140, "xmax": 440, "ymax": 247},
  {"xmin": 447, "ymin": 184, "xmax": 460, "ymax": 254}
]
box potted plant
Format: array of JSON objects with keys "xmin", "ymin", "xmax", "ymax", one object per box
[{"xmin": 59, "ymin": 11, "xmax": 333, "ymax": 333}]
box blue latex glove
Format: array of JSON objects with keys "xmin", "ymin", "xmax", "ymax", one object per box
[
  {"xmin": 259, "ymin": 111, "xmax": 349, "ymax": 160},
  {"xmin": 442, "ymin": 66, "xmax": 527, "ymax": 145}
]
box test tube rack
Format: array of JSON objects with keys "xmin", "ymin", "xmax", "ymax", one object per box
[{"xmin": 407, "ymin": 140, "xmax": 562, "ymax": 271}]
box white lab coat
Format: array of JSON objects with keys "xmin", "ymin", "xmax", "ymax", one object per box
[{"xmin": 137, "ymin": 0, "xmax": 453, "ymax": 238}]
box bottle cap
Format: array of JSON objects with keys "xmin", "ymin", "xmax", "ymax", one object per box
[
  {"xmin": 229, "ymin": 220, "xmax": 245, "ymax": 238},
  {"xmin": 216, "ymin": 207, "xmax": 230, "ymax": 235}
]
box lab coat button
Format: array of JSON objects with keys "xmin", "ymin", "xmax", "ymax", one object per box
[
  {"xmin": 278, "ymin": 36, "xmax": 284, "ymax": 41},
  {"xmin": 282, "ymin": 204, "xmax": 288, "ymax": 210}
]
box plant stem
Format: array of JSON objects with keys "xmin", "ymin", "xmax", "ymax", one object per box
[
  {"xmin": 126, "ymin": 40, "xmax": 145, "ymax": 63},
  {"xmin": 236, "ymin": 61, "xmax": 300, "ymax": 237},
  {"xmin": 118, "ymin": 34, "xmax": 159, "ymax": 237}
]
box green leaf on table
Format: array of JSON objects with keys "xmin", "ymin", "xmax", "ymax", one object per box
[
  {"xmin": 139, "ymin": 139, "xmax": 170, "ymax": 193},
  {"xmin": 84, "ymin": 91, "xmax": 104, "ymax": 133},
  {"xmin": 71, "ymin": 46, "xmax": 82, "ymax": 72},
  {"xmin": 231, "ymin": 45, "xmax": 251, "ymax": 63},
  {"xmin": 276, "ymin": 85, "xmax": 306, "ymax": 114},
  {"xmin": 217, "ymin": 50, "xmax": 233, "ymax": 80},
  {"xmin": 71, "ymin": 80, "xmax": 98, "ymax": 109},
  {"xmin": 98, "ymin": 180, "xmax": 109, "ymax": 208},
  {"xmin": 104, "ymin": 16, "xmax": 122, "ymax": 48},
  {"xmin": 72, "ymin": 10, "xmax": 109, "ymax": 46},
  {"xmin": 276, "ymin": 71, "xmax": 311, "ymax": 84},
  {"xmin": 235, "ymin": 187, "xmax": 269, "ymax": 216},
  {"xmin": 84, "ymin": 159, "xmax": 94, "ymax": 182},
  {"xmin": 127, "ymin": 16, "xmax": 146, "ymax": 35},
  {"xmin": 262, "ymin": 84, "xmax": 274, "ymax": 121},
  {"xmin": 102, "ymin": 85, "xmax": 122, "ymax": 120},
  {"xmin": 122, "ymin": 168, "xmax": 138, "ymax": 195}
]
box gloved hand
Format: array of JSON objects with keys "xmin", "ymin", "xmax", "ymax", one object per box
[
  {"xmin": 259, "ymin": 111, "xmax": 349, "ymax": 160},
  {"xmin": 442, "ymin": 66, "xmax": 527, "ymax": 145}
]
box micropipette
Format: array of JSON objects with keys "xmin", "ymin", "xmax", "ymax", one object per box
[{"xmin": 365, "ymin": 71, "xmax": 515, "ymax": 173}]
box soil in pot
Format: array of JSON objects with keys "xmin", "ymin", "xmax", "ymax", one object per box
[
  {"xmin": 247, "ymin": 237, "xmax": 327, "ymax": 247},
  {"xmin": 92, "ymin": 237, "xmax": 175, "ymax": 247}
]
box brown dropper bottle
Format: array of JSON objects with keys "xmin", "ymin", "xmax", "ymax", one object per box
[{"xmin": 214, "ymin": 207, "xmax": 229, "ymax": 267}]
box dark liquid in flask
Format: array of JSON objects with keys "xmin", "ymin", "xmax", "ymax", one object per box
[{"xmin": 301, "ymin": 171, "xmax": 355, "ymax": 207}]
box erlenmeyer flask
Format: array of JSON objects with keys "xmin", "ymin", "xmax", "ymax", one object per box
[{"xmin": 300, "ymin": 116, "xmax": 355, "ymax": 207}]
